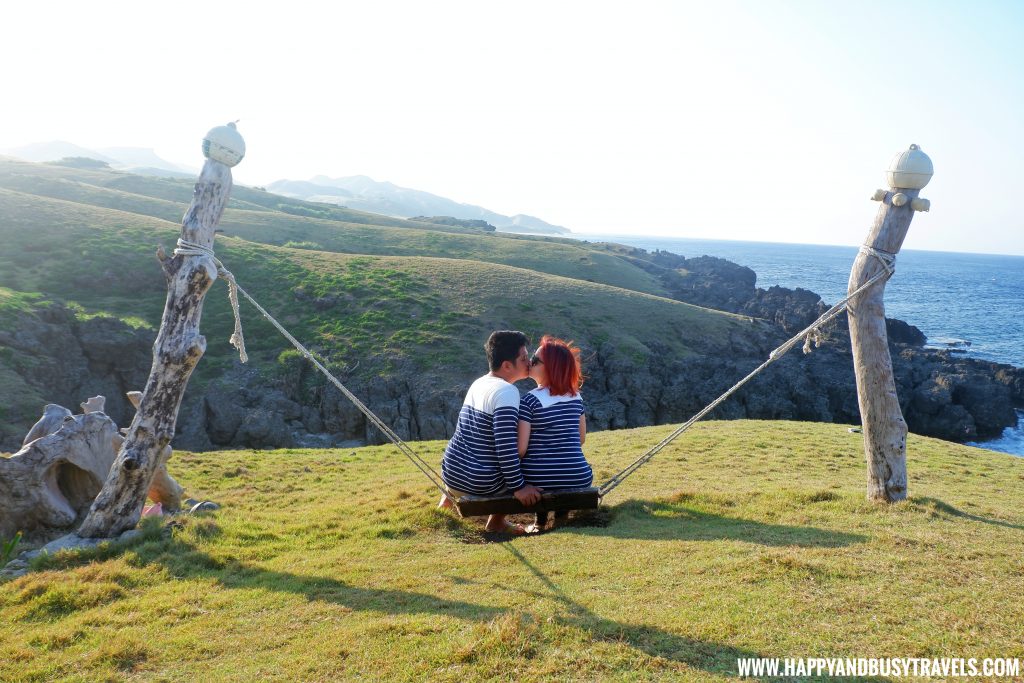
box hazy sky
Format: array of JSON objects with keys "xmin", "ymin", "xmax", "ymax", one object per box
[{"xmin": 2, "ymin": 0, "xmax": 1023, "ymax": 254}]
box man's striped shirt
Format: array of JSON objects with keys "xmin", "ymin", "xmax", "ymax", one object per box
[
  {"xmin": 519, "ymin": 388, "xmax": 593, "ymax": 489},
  {"xmin": 441, "ymin": 374, "xmax": 526, "ymax": 495}
]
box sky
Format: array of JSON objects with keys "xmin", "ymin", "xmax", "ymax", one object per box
[{"xmin": 2, "ymin": 0, "xmax": 1023, "ymax": 255}]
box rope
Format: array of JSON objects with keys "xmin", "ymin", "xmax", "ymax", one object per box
[
  {"xmin": 174, "ymin": 239, "xmax": 248, "ymax": 363},
  {"xmin": 598, "ymin": 249, "xmax": 895, "ymax": 497},
  {"xmin": 172, "ymin": 239, "xmax": 455, "ymax": 501},
  {"xmin": 174, "ymin": 236, "xmax": 897, "ymax": 503},
  {"xmin": 861, "ymin": 245, "xmax": 896, "ymax": 276}
]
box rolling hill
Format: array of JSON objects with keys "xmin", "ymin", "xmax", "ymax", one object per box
[
  {"xmin": 0, "ymin": 158, "xmax": 769, "ymax": 452},
  {"xmin": 269, "ymin": 175, "xmax": 570, "ymax": 235},
  {"xmin": 1, "ymin": 157, "xmax": 1019, "ymax": 454}
]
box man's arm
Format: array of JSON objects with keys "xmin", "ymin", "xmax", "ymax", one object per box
[
  {"xmin": 493, "ymin": 405, "xmax": 526, "ymax": 490},
  {"xmin": 493, "ymin": 405, "xmax": 542, "ymax": 505}
]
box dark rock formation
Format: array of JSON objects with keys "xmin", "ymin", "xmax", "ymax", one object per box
[
  {"xmin": 2, "ymin": 252, "xmax": 1019, "ymax": 453},
  {"xmin": 170, "ymin": 321, "xmax": 1022, "ymax": 451},
  {"xmin": 0, "ymin": 302, "xmax": 150, "ymax": 450}
]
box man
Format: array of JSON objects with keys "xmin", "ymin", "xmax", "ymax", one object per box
[{"xmin": 440, "ymin": 330, "xmax": 543, "ymax": 534}]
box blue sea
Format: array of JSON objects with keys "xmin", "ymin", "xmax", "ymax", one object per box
[{"xmin": 571, "ymin": 234, "xmax": 1024, "ymax": 456}]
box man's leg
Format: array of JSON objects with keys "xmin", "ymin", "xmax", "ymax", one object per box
[
  {"xmin": 485, "ymin": 513, "xmax": 508, "ymax": 531},
  {"xmin": 485, "ymin": 513, "xmax": 530, "ymax": 534}
]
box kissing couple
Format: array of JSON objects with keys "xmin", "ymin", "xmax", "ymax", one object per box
[{"xmin": 439, "ymin": 330, "xmax": 593, "ymax": 534}]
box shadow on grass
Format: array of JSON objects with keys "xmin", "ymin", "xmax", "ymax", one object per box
[
  {"xmin": 26, "ymin": 522, "xmax": 502, "ymax": 623},
  {"xmin": 17, "ymin": 519, "xmax": 841, "ymax": 680},
  {"xmin": 500, "ymin": 544, "xmax": 891, "ymax": 681},
  {"xmin": 500, "ymin": 542, "xmax": 761, "ymax": 675},
  {"xmin": 911, "ymin": 497, "xmax": 1024, "ymax": 531},
  {"xmin": 559, "ymin": 499, "xmax": 868, "ymax": 547}
]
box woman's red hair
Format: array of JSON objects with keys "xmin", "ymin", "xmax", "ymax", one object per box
[{"xmin": 538, "ymin": 335, "xmax": 582, "ymax": 396}]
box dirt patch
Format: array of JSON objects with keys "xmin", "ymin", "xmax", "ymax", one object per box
[{"xmin": 458, "ymin": 507, "xmax": 613, "ymax": 543}]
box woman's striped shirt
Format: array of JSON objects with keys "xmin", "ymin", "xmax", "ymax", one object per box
[
  {"xmin": 519, "ymin": 388, "xmax": 593, "ymax": 489},
  {"xmin": 441, "ymin": 374, "xmax": 526, "ymax": 495}
]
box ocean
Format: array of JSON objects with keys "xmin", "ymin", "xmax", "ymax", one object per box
[{"xmin": 570, "ymin": 234, "xmax": 1024, "ymax": 456}]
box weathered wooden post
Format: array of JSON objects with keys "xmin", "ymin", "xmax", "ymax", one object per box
[
  {"xmin": 847, "ymin": 144, "xmax": 933, "ymax": 502},
  {"xmin": 78, "ymin": 123, "xmax": 246, "ymax": 537}
]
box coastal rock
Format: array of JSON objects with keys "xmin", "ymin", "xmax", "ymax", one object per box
[
  {"xmin": 886, "ymin": 318, "xmax": 927, "ymax": 346},
  {"xmin": 3, "ymin": 250, "xmax": 1019, "ymax": 455},
  {"xmin": 204, "ymin": 394, "xmax": 246, "ymax": 445},
  {"xmin": 0, "ymin": 300, "xmax": 151, "ymax": 451},
  {"xmin": 741, "ymin": 286, "xmax": 827, "ymax": 334}
]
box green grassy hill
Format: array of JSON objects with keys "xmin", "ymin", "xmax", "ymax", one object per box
[
  {"xmin": 2, "ymin": 421, "xmax": 1022, "ymax": 680},
  {"xmin": 0, "ymin": 161, "xmax": 766, "ymax": 450},
  {"xmin": 0, "ymin": 185, "xmax": 736, "ymax": 371},
  {"xmin": 0, "ymin": 159, "xmax": 665, "ymax": 294}
]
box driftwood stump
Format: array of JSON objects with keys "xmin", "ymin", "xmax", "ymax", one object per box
[
  {"xmin": 22, "ymin": 404, "xmax": 73, "ymax": 447},
  {"xmin": 847, "ymin": 145, "xmax": 933, "ymax": 502},
  {"xmin": 78, "ymin": 156, "xmax": 237, "ymax": 538},
  {"xmin": 0, "ymin": 413, "xmax": 122, "ymax": 538},
  {"xmin": 1, "ymin": 391, "xmax": 189, "ymax": 537}
]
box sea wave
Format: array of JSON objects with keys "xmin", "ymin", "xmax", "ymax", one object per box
[{"xmin": 968, "ymin": 410, "xmax": 1024, "ymax": 458}]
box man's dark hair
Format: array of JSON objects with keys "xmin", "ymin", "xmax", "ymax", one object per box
[{"xmin": 485, "ymin": 330, "xmax": 529, "ymax": 371}]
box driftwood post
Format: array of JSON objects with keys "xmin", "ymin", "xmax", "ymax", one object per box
[
  {"xmin": 847, "ymin": 144, "xmax": 933, "ymax": 502},
  {"xmin": 78, "ymin": 123, "xmax": 246, "ymax": 537}
]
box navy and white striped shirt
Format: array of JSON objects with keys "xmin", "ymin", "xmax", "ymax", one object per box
[
  {"xmin": 441, "ymin": 374, "xmax": 526, "ymax": 495},
  {"xmin": 519, "ymin": 388, "xmax": 592, "ymax": 489}
]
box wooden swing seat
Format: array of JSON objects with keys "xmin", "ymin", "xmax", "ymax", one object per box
[{"xmin": 454, "ymin": 486, "xmax": 601, "ymax": 517}]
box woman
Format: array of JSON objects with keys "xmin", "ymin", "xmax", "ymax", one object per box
[{"xmin": 517, "ymin": 336, "xmax": 593, "ymax": 497}]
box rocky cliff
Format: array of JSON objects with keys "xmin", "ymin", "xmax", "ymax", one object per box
[
  {"xmin": 0, "ymin": 302, "xmax": 151, "ymax": 449},
  {"xmin": 3, "ymin": 255, "xmax": 1021, "ymax": 454}
]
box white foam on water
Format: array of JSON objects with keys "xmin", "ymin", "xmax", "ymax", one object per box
[{"xmin": 968, "ymin": 410, "xmax": 1024, "ymax": 457}]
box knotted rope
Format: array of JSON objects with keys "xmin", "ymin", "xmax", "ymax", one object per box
[
  {"xmin": 598, "ymin": 246, "xmax": 896, "ymax": 496},
  {"xmin": 171, "ymin": 239, "xmax": 455, "ymax": 500},
  {"xmin": 174, "ymin": 239, "xmax": 248, "ymax": 363},
  {"xmin": 861, "ymin": 245, "xmax": 896, "ymax": 276}
]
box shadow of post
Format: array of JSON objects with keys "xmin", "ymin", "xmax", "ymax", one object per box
[
  {"xmin": 910, "ymin": 497, "xmax": 1024, "ymax": 531},
  {"xmin": 560, "ymin": 499, "xmax": 868, "ymax": 547},
  {"xmin": 501, "ymin": 544, "xmax": 892, "ymax": 681},
  {"xmin": 113, "ymin": 530, "xmax": 505, "ymax": 622},
  {"xmin": 501, "ymin": 544, "xmax": 756, "ymax": 678}
]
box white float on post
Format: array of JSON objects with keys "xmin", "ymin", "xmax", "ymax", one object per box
[
  {"xmin": 848, "ymin": 144, "xmax": 933, "ymax": 503},
  {"xmin": 78, "ymin": 123, "xmax": 244, "ymax": 538}
]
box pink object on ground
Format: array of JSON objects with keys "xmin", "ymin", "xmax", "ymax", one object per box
[{"xmin": 142, "ymin": 502, "xmax": 163, "ymax": 517}]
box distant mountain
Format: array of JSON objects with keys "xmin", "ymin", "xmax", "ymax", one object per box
[
  {"xmin": 268, "ymin": 174, "xmax": 570, "ymax": 235},
  {"xmin": 3, "ymin": 141, "xmax": 195, "ymax": 178},
  {"xmin": 508, "ymin": 214, "xmax": 566, "ymax": 234},
  {"xmin": 266, "ymin": 179, "xmax": 354, "ymax": 199},
  {"xmin": 6, "ymin": 141, "xmax": 119, "ymax": 165},
  {"xmin": 97, "ymin": 147, "xmax": 196, "ymax": 175}
]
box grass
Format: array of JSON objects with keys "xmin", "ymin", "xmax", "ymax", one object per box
[
  {"xmin": 2, "ymin": 420, "xmax": 1022, "ymax": 681},
  {"xmin": 0, "ymin": 158, "xmax": 666, "ymax": 296},
  {"xmin": 0, "ymin": 184, "xmax": 753, "ymax": 386},
  {"xmin": 0, "ymin": 159, "xmax": 752, "ymax": 451}
]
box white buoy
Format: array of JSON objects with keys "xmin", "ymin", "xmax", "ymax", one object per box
[
  {"xmin": 886, "ymin": 144, "xmax": 933, "ymax": 190},
  {"xmin": 202, "ymin": 122, "xmax": 246, "ymax": 167}
]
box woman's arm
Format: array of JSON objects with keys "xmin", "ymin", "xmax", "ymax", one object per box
[
  {"xmin": 518, "ymin": 420, "xmax": 532, "ymax": 458},
  {"xmin": 579, "ymin": 414, "xmax": 587, "ymax": 445}
]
